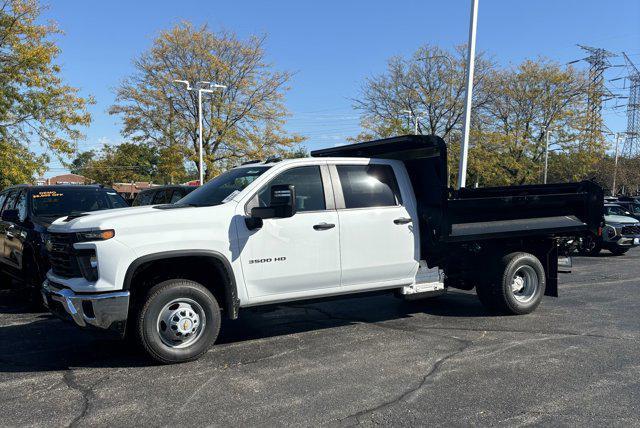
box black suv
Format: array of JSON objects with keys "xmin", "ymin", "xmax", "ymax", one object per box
[
  {"xmin": 132, "ymin": 185, "xmax": 196, "ymax": 206},
  {"xmin": 0, "ymin": 185, "xmax": 128, "ymax": 295}
]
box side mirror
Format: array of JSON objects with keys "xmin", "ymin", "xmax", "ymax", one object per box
[
  {"xmin": 247, "ymin": 184, "xmax": 296, "ymax": 228},
  {"xmin": 1, "ymin": 209, "xmax": 19, "ymax": 223}
]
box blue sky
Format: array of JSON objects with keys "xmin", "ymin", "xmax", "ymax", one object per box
[{"xmin": 41, "ymin": 0, "xmax": 640, "ymax": 176}]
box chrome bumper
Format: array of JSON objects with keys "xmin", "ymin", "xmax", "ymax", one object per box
[{"xmin": 42, "ymin": 279, "xmax": 130, "ymax": 337}]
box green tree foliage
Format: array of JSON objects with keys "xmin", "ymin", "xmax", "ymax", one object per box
[
  {"xmin": 110, "ymin": 22, "xmax": 303, "ymax": 180},
  {"xmin": 69, "ymin": 150, "xmax": 94, "ymax": 175},
  {"xmin": 0, "ymin": 0, "xmax": 92, "ymax": 185},
  {"xmin": 76, "ymin": 143, "xmax": 189, "ymax": 185}
]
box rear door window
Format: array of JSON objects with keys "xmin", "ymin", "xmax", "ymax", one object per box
[{"xmin": 336, "ymin": 164, "xmax": 402, "ymax": 209}]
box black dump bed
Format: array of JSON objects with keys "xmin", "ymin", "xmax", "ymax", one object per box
[{"xmin": 312, "ymin": 135, "xmax": 603, "ymax": 260}]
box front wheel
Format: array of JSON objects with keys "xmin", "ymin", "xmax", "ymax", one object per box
[
  {"xmin": 136, "ymin": 279, "xmax": 221, "ymax": 364},
  {"xmin": 476, "ymin": 252, "xmax": 546, "ymax": 315},
  {"xmin": 609, "ymin": 247, "xmax": 629, "ymax": 256},
  {"xmin": 580, "ymin": 235, "xmax": 601, "ymax": 256}
]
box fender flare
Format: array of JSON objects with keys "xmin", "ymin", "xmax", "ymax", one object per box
[{"xmin": 123, "ymin": 250, "xmax": 240, "ymax": 319}]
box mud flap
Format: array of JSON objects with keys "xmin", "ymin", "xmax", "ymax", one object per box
[{"xmin": 544, "ymin": 245, "xmax": 559, "ymax": 297}]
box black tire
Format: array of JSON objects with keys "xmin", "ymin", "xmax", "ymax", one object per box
[
  {"xmin": 476, "ymin": 252, "xmax": 546, "ymax": 315},
  {"xmin": 136, "ymin": 279, "xmax": 221, "ymax": 364},
  {"xmin": 609, "ymin": 247, "xmax": 629, "ymax": 256},
  {"xmin": 580, "ymin": 235, "xmax": 601, "ymax": 256}
]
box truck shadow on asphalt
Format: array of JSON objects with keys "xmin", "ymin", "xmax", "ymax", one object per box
[{"xmin": 0, "ymin": 288, "xmax": 491, "ymax": 373}]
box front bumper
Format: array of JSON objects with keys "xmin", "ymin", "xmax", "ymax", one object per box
[
  {"xmin": 42, "ymin": 279, "xmax": 130, "ymax": 337},
  {"xmin": 604, "ymin": 235, "xmax": 640, "ymax": 248}
]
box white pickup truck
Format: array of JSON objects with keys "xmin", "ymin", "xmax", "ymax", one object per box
[{"xmin": 43, "ymin": 135, "xmax": 603, "ymax": 363}]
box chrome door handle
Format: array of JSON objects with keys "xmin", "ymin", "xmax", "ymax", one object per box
[
  {"xmin": 394, "ymin": 217, "xmax": 412, "ymax": 225},
  {"xmin": 313, "ymin": 223, "xmax": 335, "ymax": 230}
]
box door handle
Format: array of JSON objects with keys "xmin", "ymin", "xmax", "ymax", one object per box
[
  {"xmin": 313, "ymin": 223, "xmax": 335, "ymax": 230},
  {"xmin": 394, "ymin": 217, "xmax": 412, "ymax": 225}
]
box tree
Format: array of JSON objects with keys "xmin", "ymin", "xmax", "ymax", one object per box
[
  {"xmin": 110, "ymin": 22, "xmax": 303, "ymax": 180},
  {"xmin": 353, "ymin": 45, "xmax": 493, "ymax": 143},
  {"xmin": 69, "ymin": 150, "xmax": 94, "ymax": 175},
  {"xmin": 474, "ymin": 59, "xmax": 595, "ymax": 185},
  {"xmin": 0, "ymin": 0, "xmax": 92, "ymax": 184},
  {"xmin": 81, "ymin": 143, "xmax": 163, "ymax": 185}
]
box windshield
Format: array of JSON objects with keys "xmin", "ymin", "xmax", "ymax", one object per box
[
  {"xmin": 178, "ymin": 166, "xmax": 271, "ymax": 207},
  {"xmin": 31, "ymin": 188, "xmax": 129, "ymax": 218},
  {"xmin": 605, "ymin": 205, "xmax": 630, "ymax": 216}
]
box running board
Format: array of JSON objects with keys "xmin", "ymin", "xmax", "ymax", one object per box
[{"xmin": 400, "ymin": 262, "xmax": 445, "ymax": 300}]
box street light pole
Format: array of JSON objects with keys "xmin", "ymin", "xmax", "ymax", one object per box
[
  {"xmin": 402, "ymin": 110, "xmax": 420, "ymax": 135},
  {"xmin": 173, "ymin": 79, "xmax": 226, "ymax": 186},
  {"xmin": 458, "ymin": 0, "xmax": 479, "ymax": 189},
  {"xmin": 612, "ymin": 132, "xmax": 622, "ymax": 196}
]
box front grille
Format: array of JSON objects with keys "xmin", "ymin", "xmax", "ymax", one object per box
[
  {"xmin": 48, "ymin": 233, "xmax": 81, "ymax": 278},
  {"xmin": 621, "ymin": 225, "xmax": 640, "ymax": 235}
]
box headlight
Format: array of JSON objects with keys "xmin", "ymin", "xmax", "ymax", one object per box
[
  {"xmin": 606, "ymin": 225, "xmax": 617, "ymax": 238},
  {"xmin": 76, "ymin": 229, "xmax": 115, "ymax": 242}
]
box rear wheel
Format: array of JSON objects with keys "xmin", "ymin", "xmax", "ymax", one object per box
[
  {"xmin": 136, "ymin": 279, "xmax": 221, "ymax": 364},
  {"xmin": 476, "ymin": 252, "xmax": 546, "ymax": 315}
]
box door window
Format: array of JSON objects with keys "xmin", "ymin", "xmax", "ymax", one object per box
[
  {"xmin": 336, "ymin": 165, "xmax": 402, "ymax": 209},
  {"xmin": 133, "ymin": 191, "xmax": 153, "ymax": 206},
  {"xmin": 169, "ymin": 190, "xmax": 184, "ymax": 203},
  {"xmin": 15, "ymin": 191, "xmax": 27, "ymax": 222},
  {"xmin": 152, "ymin": 189, "xmax": 170, "ymax": 204},
  {"xmin": 3, "ymin": 191, "xmax": 19, "ymax": 214},
  {"xmin": 248, "ymin": 166, "xmax": 326, "ymax": 213}
]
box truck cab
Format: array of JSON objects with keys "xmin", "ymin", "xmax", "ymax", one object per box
[{"xmin": 42, "ymin": 135, "xmax": 603, "ymax": 364}]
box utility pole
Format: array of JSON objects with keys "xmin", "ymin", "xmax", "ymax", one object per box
[
  {"xmin": 173, "ymin": 79, "xmax": 226, "ymax": 186},
  {"xmin": 543, "ymin": 127, "xmax": 552, "ymax": 184},
  {"xmin": 621, "ymin": 52, "xmax": 640, "ymax": 157},
  {"xmin": 574, "ymin": 45, "xmax": 616, "ymax": 149},
  {"xmin": 458, "ymin": 0, "xmax": 479, "ymax": 189},
  {"xmin": 612, "ymin": 132, "xmax": 622, "ymax": 196}
]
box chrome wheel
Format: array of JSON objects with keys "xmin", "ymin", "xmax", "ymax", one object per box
[
  {"xmin": 157, "ymin": 298, "xmax": 206, "ymax": 348},
  {"xmin": 510, "ymin": 265, "xmax": 539, "ymax": 303}
]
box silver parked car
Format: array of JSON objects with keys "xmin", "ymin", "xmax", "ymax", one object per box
[{"xmin": 582, "ymin": 203, "xmax": 640, "ymax": 256}]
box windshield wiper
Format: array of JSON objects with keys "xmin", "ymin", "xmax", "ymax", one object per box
[{"xmin": 153, "ymin": 203, "xmax": 200, "ymax": 210}]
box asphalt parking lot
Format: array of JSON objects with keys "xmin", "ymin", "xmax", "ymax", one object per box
[{"xmin": 1, "ymin": 251, "xmax": 639, "ymax": 427}]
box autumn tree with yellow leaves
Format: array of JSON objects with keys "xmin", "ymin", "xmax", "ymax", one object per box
[
  {"xmin": 0, "ymin": 0, "xmax": 92, "ymax": 187},
  {"xmin": 110, "ymin": 23, "xmax": 303, "ymax": 181}
]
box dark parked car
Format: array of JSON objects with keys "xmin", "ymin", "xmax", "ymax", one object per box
[
  {"xmin": 0, "ymin": 185, "xmax": 128, "ymax": 297},
  {"xmin": 131, "ymin": 185, "xmax": 197, "ymax": 206},
  {"xmin": 612, "ymin": 196, "xmax": 640, "ymax": 221}
]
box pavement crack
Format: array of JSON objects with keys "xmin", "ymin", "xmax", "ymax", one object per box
[
  {"xmin": 339, "ymin": 334, "xmax": 473, "ymax": 426},
  {"xmin": 62, "ymin": 370, "xmax": 108, "ymax": 428}
]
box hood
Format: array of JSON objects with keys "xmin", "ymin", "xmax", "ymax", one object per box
[
  {"xmin": 47, "ymin": 203, "xmax": 236, "ymax": 235},
  {"xmin": 604, "ymin": 214, "xmax": 638, "ymax": 225}
]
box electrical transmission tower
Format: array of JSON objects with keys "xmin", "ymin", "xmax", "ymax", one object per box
[
  {"xmin": 621, "ymin": 52, "xmax": 640, "ymax": 157},
  {"xmin": 575, "ymin": 45, "xmax": 617, "ymax": 146}
]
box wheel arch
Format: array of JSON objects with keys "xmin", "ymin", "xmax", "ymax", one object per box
[{"xmin": 123, "ymin": 250, "xmax": 240, "ymax": 319}]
